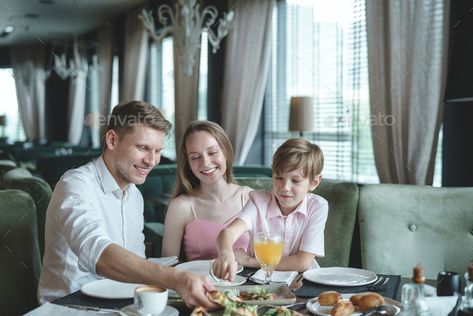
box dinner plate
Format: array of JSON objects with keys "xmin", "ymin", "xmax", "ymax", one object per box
[
  {"xmin": 81, "ymin": 279, "xmax": 143, "ymax": 299},
  {"xmin": 120, "ymin": 304, "xmax": 179, "ymax": 316},
  {"xmin": 175, "ymin": 260, "xmax": 246, "ymax": 286},
  {"xmin": 303, "ymin": 267, "xmax": 378, "ymax": 286},
  {"xmin": 306, "ymin": 294, "xmax": 402, "ymax": 316}
]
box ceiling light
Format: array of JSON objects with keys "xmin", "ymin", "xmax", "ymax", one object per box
[{"xmin": 0, "ymin": 25, "xmax": 15, "ymax": 38}]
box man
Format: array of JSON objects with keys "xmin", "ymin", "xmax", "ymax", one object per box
[{"xmin": 39, "ymin": 101, "xmax": 215, "ymax": 308}]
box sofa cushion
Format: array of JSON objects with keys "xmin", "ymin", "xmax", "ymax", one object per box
[
  {"xmin": 358, "ymin": 184, "xmax": 473, "ymax": 278},
  {"xmin": 236, "ymin": 178, "xmax": 359, "ymax": 268}
]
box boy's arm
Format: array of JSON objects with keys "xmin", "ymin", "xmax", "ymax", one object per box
[
  {"xmin": 276, "ymin": 250, "xmax": 316, "ymax": 271},
  {"xmin": 213, "ymin": 218, "xmax": 248, "ymax": 280}
]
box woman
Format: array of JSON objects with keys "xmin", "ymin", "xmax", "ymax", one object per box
[{"xmin": 162, "ymin": 121, "xmax": 252, "ymax": 261}]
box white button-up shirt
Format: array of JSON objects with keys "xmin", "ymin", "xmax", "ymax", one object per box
[{"xmin": 38, "ymin": 157, "xmax": 145, "ymax": 304}]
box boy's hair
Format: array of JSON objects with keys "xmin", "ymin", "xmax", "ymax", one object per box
[
  {"xmin": 272, "ymin": 138, "xmax": 324, "ymax": 180},
  {"xmin": 106, "ymin": 100, "xmax": 172, "ymax": 137},
  {"xmin": 173, "ymin": 120, "xmax": 235, "ymax": 198}
]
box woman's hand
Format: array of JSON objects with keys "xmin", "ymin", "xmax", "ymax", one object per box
[{"xmin": 212, "ymin": 250, "xmax": 237, "ymax": 281}]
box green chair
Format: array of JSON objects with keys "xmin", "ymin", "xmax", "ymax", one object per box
[
  {"xmin": 0, "ymin": 159, "xmax": 17, "ymax": 189},
  {"xmin": 3, "ymin": 168, "xmax": 53, "ymax": 259},
  {"xmin": 0, "ymin": 189, "xmax": 42, "ymax": 314},
  {"xmin": 358, "ymin": 184, "xmax": 473, "ymax": 278},
  {"xmin": 236, "ymin": 178, "xmax": 359, "ymax": 268}
]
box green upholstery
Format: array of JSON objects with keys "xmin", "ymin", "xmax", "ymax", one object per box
[
  {"xmin": 0, "ymin": 160, "xmax": 17, "ymax": 189},
  {"xmin": 144, "ymin": 222, "xmax": 165, "ymax": 258},
  {"xmin": 236, "ymin": 178, "xmax": 359, "ymax": 268},
  {"xmin": 0, "ymin": 189, "xmax": 41, "ymax": 314},
  {"xmin": 3, "ymin": 168, "xmax": 53, "ymax": 259},
  {"xmin": 358, "ymin": 184, "xmax": 473, "ymax": 278}
]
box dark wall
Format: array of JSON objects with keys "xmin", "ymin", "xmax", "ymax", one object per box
[{"xmin": 442, "ymin": 0, "xmax": 473, "ymax": 186}]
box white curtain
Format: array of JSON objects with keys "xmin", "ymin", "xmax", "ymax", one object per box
[
  {"xmin": 10, "ymin": 46, "xmax": 47, "ymax": 141},
  {"xmin": 173, "ymin": 48, "xmax": 200, "ymax": 150},
  {"xmin": 97, "ymin": 22, "xmax": 114, "ymax": 145},
  {"xmin": 366, "ymin": 0, "xmax": 449, "ymax": 184},
  {"xmin": 122, "ymin": 4, "xmax": 149, "ymax": 101},
  {"xmin": 67, "ymin": 44, "xmax": 88, "ymax": 145},
  {"xmin": 221, "ymin": 0, "xmax": 275, "ymax": 164}
]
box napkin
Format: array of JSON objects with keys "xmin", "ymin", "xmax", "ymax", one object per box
[
  {"xmin": 250, "ymin": 269, "xmax": 298, "ymax": 285},
  {"xmin": 25, "ymin": 302, "xmax": 116, "ymax": 316},
  {"xmin": 148, "ymin": 256, "xmax": 179, "ymax": 266},
  {"xmin": 425, "ymin": 296, "xmax": 459, "ymax": 316}
]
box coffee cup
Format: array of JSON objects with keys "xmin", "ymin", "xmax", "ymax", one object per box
[
  {"xmin": 133, "ymin": 285, "xmax": 168, "ymax": 315},
  {"xmin": 436, "ymin": 271, "xmax": 460, "ymax": 296}
]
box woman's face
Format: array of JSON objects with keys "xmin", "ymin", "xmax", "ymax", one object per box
[{"xmin": 185, "ymin": 131, "xmax": 227, "ymax": 185}]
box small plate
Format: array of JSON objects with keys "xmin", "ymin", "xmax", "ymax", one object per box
[
  {"xmin": 175, "ymin": 260, "xmax": 245, "ymax": 286},
  {"xmin": 81, "ymin": 279, "xmax": 143, "ymax": 299},
  {"xmin": 303, "ymin": 267, "xmax": 378, "ymax": 287},
  {"xmin": 306, "ymin": 294, "xmax": 401, "ymax": 316},
  {"xmin": 217, "ymin": 284, "xmax": 297, "ymax": 305},
  {"xmin": 120, "ymin": 304, "xmax": 178, "ymax": 316}
]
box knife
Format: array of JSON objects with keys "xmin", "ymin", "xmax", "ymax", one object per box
[{"xmin": 65, "ymin": 304, "xmax": 121, "ymax": 314}]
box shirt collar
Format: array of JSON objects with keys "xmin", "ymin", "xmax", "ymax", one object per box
[
  {"xmin": 95, "ymin": 156, "xmax": 134, "ymax": 199},
  {"xmin": 266, "ymin": 191, "xmax": 308, "ymax": 219}
]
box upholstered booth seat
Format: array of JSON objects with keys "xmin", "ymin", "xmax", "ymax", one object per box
[
  {"xmin": 3, "ymin": 168, "xmax": 53, "ymax": 259},
  {"xmin": 358, "ymin": 184, "xmax": 473, "ymax": 278},
  {"xmin": 0, "ymin": 189, "xmax": 42, "ymax": 314},
  {"xmin": 236, "ymin": 178, "xmax": 359, "ymax": 268},
  {"xmin": 0, "ymin": 159, "xmax": 17, "ymax": 188}
]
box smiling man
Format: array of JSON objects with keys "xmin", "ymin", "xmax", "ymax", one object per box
[{"xmin": 39, "ymin": 101, "xmax": 215, "ymax": 308}]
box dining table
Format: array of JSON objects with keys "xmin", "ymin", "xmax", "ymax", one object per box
[{"xmin": 38, "ymin": 267, "xmax": 413, "ymax": 315}]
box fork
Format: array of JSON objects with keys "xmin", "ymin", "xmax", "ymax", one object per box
[{"xmin": 368, "ymin": 276, "xmax": 384, "ymax": 291}]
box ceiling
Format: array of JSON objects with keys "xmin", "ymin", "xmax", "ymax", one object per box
[{"xmin": 0, "ymin": 0, "xmax": 147, "ymax": 47}]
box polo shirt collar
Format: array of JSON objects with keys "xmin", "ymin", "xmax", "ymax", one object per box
[{"xmin": 266, "ymin": 191, "xmax": 308, "ymax": 218}]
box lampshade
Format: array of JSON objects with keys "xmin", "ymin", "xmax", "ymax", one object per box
[{"xmin": 289, "ymin": 96, "xmax": 314, "ymax": 132}]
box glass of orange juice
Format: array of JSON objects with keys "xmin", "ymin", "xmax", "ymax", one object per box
[{"xmin": 253, "ymin": 232, "xmax": 284, "ymax": 284}]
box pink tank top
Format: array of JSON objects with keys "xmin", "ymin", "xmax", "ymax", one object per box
[{"xmin": 183, "ymin": 190, "xmax": 250, "ymax": 261}]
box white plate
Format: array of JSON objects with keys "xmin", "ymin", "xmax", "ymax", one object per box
[
  {"xmin": 175, "ymin": 260, "xmax": 246, "ymax": 286},
  {"xmin": 120, "ymin": 304, "xmax": 178, "ymax": 316},
  {"xmin": 306, "ymin": 294, "xmax": 401, "ymax": 316},
  {"xmin": 81, "ymin": 279, "xmax": 143, "ymax": 299},
  {"xmin": 303, "ymin": 267, "xmax": 378, "ymax": 286}
]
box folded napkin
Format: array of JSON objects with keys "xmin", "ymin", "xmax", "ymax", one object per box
[
  {"xmin": 250, "ymin": 269, "xmax": 298, "ymax": 285},
  {"xmin": 148, "ymin": 256, "xmax": 179, "ymax": 266},
  {"xmin": 425, "ymin": 296, "xmax": 459, "ymax": 316},
  {"xmin": 25, "ymin": 302, "xmax": 116, "ymax": 316}
]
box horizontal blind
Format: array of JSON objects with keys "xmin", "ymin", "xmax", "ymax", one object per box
[{"xmin": 265, "ymin": 0, "xmax": 378, "ymax": 183}]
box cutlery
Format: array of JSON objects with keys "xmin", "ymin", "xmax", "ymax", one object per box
[
  {"xmin": 66, "ymin": 304, "xmax": 120, "ymax": 314},
  {"xmin": 288, "ymin": 273, "xmax": 304, "ymax": 291},
  {"xmin": 382, "ymin": 277, "xmax": 390, "ymax": 286}
]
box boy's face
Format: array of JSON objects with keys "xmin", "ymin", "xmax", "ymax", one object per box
[{"xmin": 272, "ymin": 169, "xmax": 320, "ymax": 215}]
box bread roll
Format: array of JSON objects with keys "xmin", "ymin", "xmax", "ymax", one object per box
[
  {"xmin": 331, "ymin": 300, "xmax": 355, "ymax": 316},
  {"xmin": 358, "ymin": 293, "xmax": 385, "ymax": 312},
  {"xmin": 349, "ymin": 292, "xmax": 383, "ymax": 306},
  {"xmin": 317, "ymin": 291, "xmax": 342, "ymax": 306}
]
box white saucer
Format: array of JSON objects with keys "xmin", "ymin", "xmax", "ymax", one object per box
[{"xmin": 120, "ymin": 304, "xmax": 178, "ymax": 316}]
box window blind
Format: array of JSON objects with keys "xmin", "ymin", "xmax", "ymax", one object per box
[{"xmin": 265, "ymin": 0, "xmax": 378, "ymax": 183}]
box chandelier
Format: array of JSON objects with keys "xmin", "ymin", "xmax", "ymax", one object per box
[
  {"xmin": 48, "ymin": 37, "xmax": 89, "ymax": 80},
  {"xmin": 140, "ymin": 0, "xmax": 234, "ymax": 76}
]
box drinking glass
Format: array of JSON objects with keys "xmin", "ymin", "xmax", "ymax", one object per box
[{"xmin": 253, "ymin": 232, "xmax": 284, "ymax": 284}]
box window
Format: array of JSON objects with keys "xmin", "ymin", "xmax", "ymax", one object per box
[
  {"xmin": 146, "ymin": 33, "xmax": 209, "ymax": 160},
  {"xmin": 265, "ymin": 0, "xmax": 378, "ymax": 183},
  {"xmin": 0, "ymin": 68, "xmax": 26, "ymax": 142}
]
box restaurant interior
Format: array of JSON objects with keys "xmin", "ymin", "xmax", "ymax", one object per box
[{"xmin": 0, "ymin": 0, "xmax": 472, "ymax": 315}]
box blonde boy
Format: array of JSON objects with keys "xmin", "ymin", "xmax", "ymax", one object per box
[{"xmin": 212, "ymin": 138, "xmax": 328, "ymax": 280}]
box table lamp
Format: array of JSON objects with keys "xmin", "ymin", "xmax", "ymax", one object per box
[{"xmin": 289, "ymin": 96, "xmax": 314, "ymax": 137}]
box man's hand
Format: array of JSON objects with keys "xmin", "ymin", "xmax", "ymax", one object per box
[{"xmin": 175, "ymin": 271, "xmax": 218, "ymax": 309}]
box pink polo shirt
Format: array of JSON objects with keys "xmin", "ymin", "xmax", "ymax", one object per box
[{"xmin": 238, "ymin": 190, "xmax": 328, "ymax": 258}]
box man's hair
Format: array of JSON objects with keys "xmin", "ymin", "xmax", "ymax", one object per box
[
  {"xmin": 106, "ymin": 100, "xmax": 172, "ymax": 136},
  {"xmin": 173, "ymin": 120, "xmax": 235, "ymax": 198},
  {"xmin": 272, "ymin": 138, "xmax": 324, "ymax": 180}
]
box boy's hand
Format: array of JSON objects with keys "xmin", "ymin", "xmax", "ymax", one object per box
[
  {"xmin": 234, "ymin": 248, "xmax": 259, "ymax": 268},
  {"xmin": 212, "ymin": 250, "xmax": 237, "ymax": 281}
]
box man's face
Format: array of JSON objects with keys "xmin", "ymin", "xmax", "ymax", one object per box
[{"xmin": 105, "ymin": 124, "xmax": 165, "ymax": 190}]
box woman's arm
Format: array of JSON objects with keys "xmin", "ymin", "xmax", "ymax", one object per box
[{"xmin": 161, "ymin": 197, "xmax": 192, "ymax": 258}]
